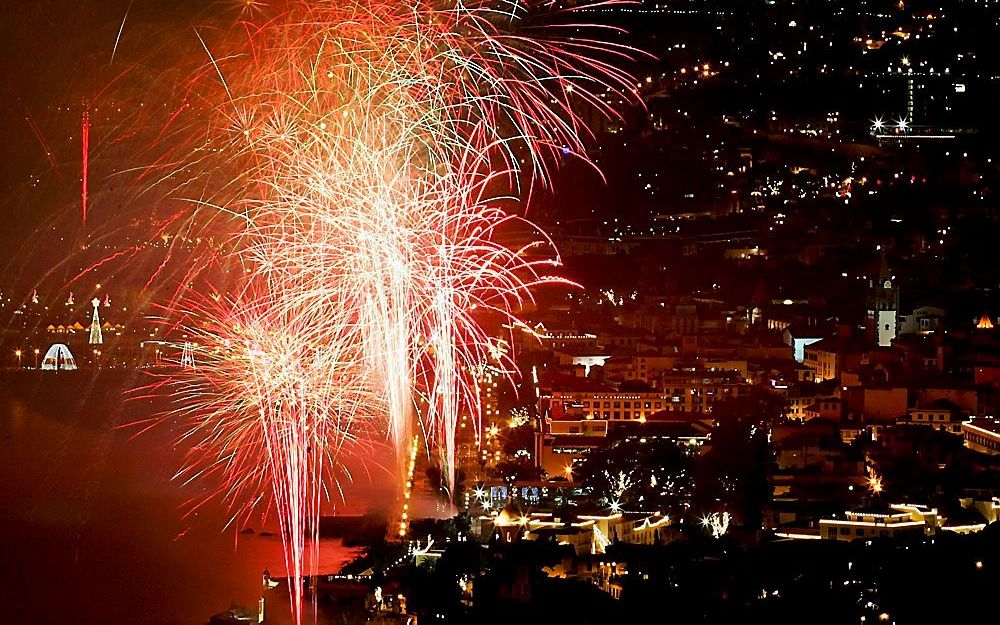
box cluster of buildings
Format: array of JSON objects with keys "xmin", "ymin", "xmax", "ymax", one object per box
[
  {"xmin": 449, "ymin": 240, "xmax": 1000, "ymax": 582},
  {"xmin": 425, "ymin": 248, "xmax": 997, "ymax": 610}
]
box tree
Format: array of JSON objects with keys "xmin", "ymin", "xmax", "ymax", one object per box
[
  {"xmin": 577, "ymin": 434, "xmax": 695, "ymax": 514},
  {"xmin": 501, "ymin": 423, "xmax": 535, "ymax": 457},
  {"xmin": 694, "ymin": 393, "xmax": 784, "ymax": 529},
  {"xmin": 426, "ymin": 465, "xmax": 467, "ymax": 501},
  {"xmin": 494, "ymin": 457, "xmax": 542, "ymax": 483}
]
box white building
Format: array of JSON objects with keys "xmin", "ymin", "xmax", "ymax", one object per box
[{"xmin": 819, "ymin": 504, "xmax": 937, "ymax": 541}]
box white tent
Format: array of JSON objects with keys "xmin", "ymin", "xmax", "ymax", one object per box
[{"xmin": 41, "ymin": 343, "xmax": 78, "ymax": 371}]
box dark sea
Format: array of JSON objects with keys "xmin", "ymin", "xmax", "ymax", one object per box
[{"xmin": 0, "ymin": 369, "xmax": 386, "ymax": 625}]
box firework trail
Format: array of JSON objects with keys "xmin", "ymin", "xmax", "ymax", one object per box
[{"xmin": 110, "ymin": 1, "xmax": 132, "ymax": 67}]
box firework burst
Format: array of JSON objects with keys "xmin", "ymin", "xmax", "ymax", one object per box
[{"xmin": 134, "ymin": 1, "xmax": 641, "ymax": 622}]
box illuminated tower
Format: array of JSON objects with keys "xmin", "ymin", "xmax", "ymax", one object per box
[
  {"xmin": 88, "ymin": 298, "xmax": 103, "ymax": 345},
  {"xmin": 867, "ymin": 256, "xmax": 898, "ymax": 348},
  {"xmin": 481, "ymin": 365, "xmax": 499, "ymax": 424},
  {"xmin": 181, "ymin": 342, "xmax": 196, "ymax": 369},
  {"xmin": 477, "ymin": 360, "xmax": 503, "ymax": 472}
]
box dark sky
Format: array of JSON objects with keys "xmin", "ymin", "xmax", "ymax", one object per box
[
  {"xmin": 0, "ymin": 1, "xmax": 229, "ymax": 289},
  {"xmin": 0, "ymin": 1, "xmax": 207, "ymax": 251},
  {"xmin": 0, "ymin": 1, "xmax": 186, "ymax": 177}
]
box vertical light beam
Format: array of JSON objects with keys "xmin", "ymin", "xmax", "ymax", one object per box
[{"xmin": 81, "ymin": 109, "xmax": 90, "ymax": 225}]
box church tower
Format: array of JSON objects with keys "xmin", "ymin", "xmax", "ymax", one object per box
[{"xmin": 867, "ymin": 255, "xmax": 899, "ymax": 347}]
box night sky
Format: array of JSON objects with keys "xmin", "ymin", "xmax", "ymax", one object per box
[{"xmin": 0, "ymin": 1, "xmax": 220, "ymax": 274}]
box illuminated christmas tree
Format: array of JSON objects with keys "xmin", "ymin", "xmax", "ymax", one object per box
[{"xmin": 88, "ymin": 298, "xmax": 103, "ymax": 345}]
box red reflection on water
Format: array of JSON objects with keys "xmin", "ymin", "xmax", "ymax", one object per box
[{"xmin": 0, "ymin": 370, "xmax": 390, "ymax": 625}]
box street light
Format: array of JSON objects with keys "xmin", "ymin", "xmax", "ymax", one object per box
[
  {"xmin": 34, "ymin": 348, "xmax": 39, "ymax": 369},
  {"xmin": 14, "ymin": 349, "xmax": 22, "ymax": 368}
]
